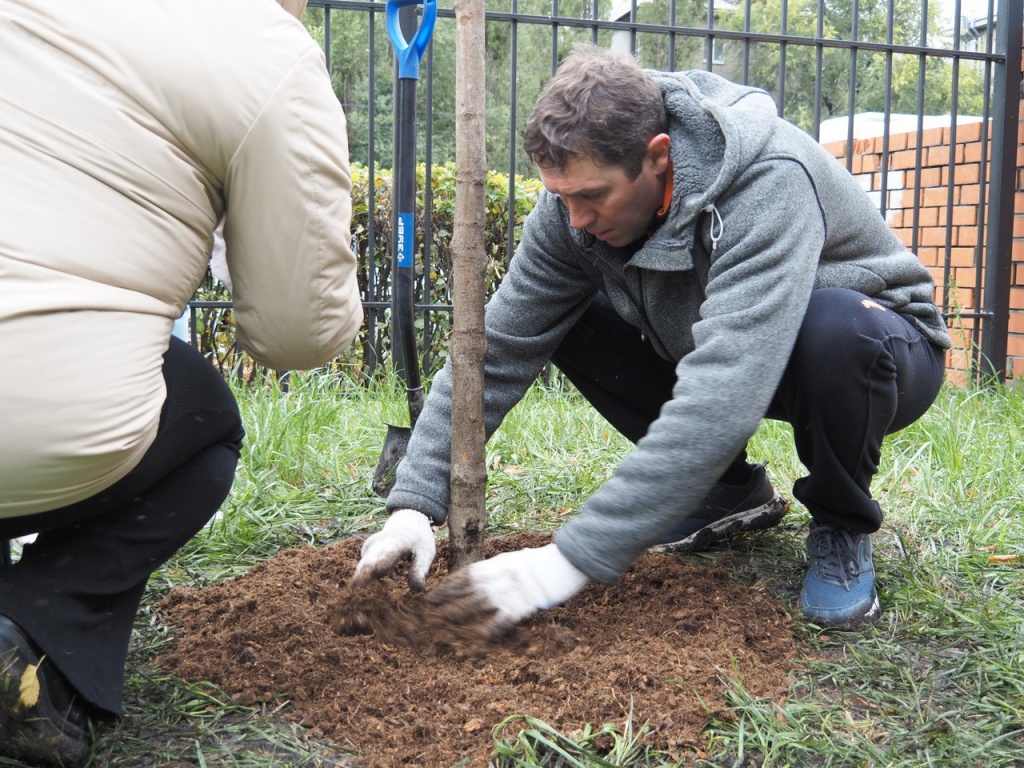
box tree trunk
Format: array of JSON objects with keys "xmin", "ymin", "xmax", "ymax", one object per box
[{"xmin": 447, "ymin": 0, "xmax": 488, "ymax": 572}]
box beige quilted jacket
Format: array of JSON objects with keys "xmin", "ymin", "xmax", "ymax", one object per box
[{"xmin": 0, "ymin": 0, "xmax": 361, "ymax": 517}]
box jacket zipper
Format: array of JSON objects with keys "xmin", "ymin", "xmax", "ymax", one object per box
[
  {"xmin": 588, "ymin": 249, "xmax": 664, "ymax": 349},
  {"xmin": 636, "ymin": 270, "xmax": 650, "ymax": 342}
]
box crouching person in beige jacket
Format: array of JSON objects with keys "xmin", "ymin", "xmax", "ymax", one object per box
[{"xmin": 0, "ymin": 1, "xmax": 362, "ymax": 764}]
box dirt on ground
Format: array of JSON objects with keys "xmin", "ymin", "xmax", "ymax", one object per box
[{"xmin": 156, "ymin": 532, "xmax": 804, "ymax": 767}]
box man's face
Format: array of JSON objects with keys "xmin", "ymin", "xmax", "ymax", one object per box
[{"xmin": 539, "ymin": 134, "xmax": 670, "ymax": 248}]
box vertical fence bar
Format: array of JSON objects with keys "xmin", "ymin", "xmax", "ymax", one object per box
[
  {"xmin": 667, "ymin": 0, "xmax": 677, "ymax": 71},
  {"xmin": 843, "ymin": 0, "xmax": 860, "ymax": 170},
  {"xmin": 937, "ymin": 0, "xmax": 962, "ymax": 344},
  {"xmin": 945, "ymin": 2, "xmax": 965, "ymax": 370},
  {"xmin": 324, "ymin": 4, "xmax": 331, "ymax": 70},
  {"xmin": 367, "ymin": 8, "xmax": 381, "ymax": 376},
  {"xmin": 811, "ymin": 0, "xmax": 823, "ymax": 138},
  {"xmin": 979, "ymin": 0, "xmax": 1023, "ymax": 381},
  {"xmin": 550, "ymin": 0, "xmax": 560, "ymax": 75},
  {"xmin": 876, "ymin": 0, "xmax": 894, "ymax": 221},
  {"xmin": 910, "ymin": 4, "xmax": 928, "ymax": 262},
  {"xmin": 741, "ymin": 0, "xmax": 751, "ymax": 84},
  {"xmin": 972, "ymin": 12, "xmax": 996, "ymax": 367},
  {"xmin": 506, "ymin": 0, "xmax": 520, "ymax": 265},
  {"xmin": 629, "ymin": 0, "xmax": 637, "ymax": 56},
  {"xmin": 705, "ymin": 0, "xmax": 716, "ymax": 73},
  {"xmin": 776, "ymin": 0, "xmax": 787, "ymax": 113}
]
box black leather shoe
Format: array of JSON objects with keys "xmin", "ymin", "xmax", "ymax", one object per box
[
  {"xmin": 653, "ymin": 463, "xmax": 790, "ymax": 552},
  {"xmin": 0, "ymin": 614, "xmax": 90, "ymax": 767}
]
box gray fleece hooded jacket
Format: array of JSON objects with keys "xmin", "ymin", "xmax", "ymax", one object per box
[{"xmin": 387, "ymin": 70, "xmax": 952, "ymax": 585}]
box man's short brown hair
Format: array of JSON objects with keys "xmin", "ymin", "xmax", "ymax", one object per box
[{"xmin": 522, "ymin": 44, "xmax": 666, "ymax": 180}]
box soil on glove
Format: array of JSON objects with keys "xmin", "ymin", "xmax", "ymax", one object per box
[{"xmin": 156, "ymin": 532, "xmax": 804, "ymax": 767}]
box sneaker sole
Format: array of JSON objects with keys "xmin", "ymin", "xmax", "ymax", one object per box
[
  {"xmin": 803, "ymin": 592, "xmax": 882, "ymax": 631},
  {"xmin": 651, "ymin": 495, "xmax": 791, "ymax": 554}
]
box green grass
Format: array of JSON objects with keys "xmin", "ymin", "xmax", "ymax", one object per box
[{"xmin": 13, "ymin": 373, "xmax": 1022, "ymax": 768}]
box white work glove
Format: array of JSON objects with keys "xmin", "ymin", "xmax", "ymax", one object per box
[
  {"xmin": 428, "ymin": 543, "xmax": 590, "ymax": 639},
  {"xmin": 353, "ymin": 508, "xmax": 436, "ymax": 591}
]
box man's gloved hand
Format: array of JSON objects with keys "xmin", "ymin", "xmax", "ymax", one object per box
[
  {"xmin": 427, "ymin": 543, "xmax": 590, "ymax": 639},
  {"xmin": 353, "ymin": 508, "xmax": 436, "ymax": 591}
]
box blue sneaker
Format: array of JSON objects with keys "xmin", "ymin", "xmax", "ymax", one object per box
[
  {"xmin": 800, "ymin": 522, "xmax": 882, "ymax": 629},
  {"xmin": 653, "ymin": 463, "xmax": 789, "ymax": 553}
]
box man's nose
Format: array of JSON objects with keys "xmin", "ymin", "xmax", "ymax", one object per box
[{"xmin": 566, "ymin": 201, "xmax": 595, "ymax": 230}]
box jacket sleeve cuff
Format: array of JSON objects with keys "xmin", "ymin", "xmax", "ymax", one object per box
[{"xmin": 385, "ymin": 493, "xmax": 447, "ymax": 527}]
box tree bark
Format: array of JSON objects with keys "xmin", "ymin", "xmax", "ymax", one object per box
[{"xmin": 447, "ymin": 0, "xmax": 488, "ymax": 571}]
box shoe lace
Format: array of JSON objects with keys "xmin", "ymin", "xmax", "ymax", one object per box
[{"xmin": 808, "ymin": 525, "xmax": 864, "ymax": 589}]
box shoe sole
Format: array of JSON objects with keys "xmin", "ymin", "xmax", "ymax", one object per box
[
  {"xmin": 0, "ymin": 618, "xmax": 89, "ymax": 767},
  {"xmin": 651, "ymin": 495, "xmax": 791, "ymax": 554},
  {"xmin": 803, "ymin": 593, "xmax": 882, "ymax": 631}
]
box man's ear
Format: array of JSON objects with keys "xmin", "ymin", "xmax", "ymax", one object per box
[{"xmin": 647, "ymin": 133, "xmax": 671, "ymax": 175}]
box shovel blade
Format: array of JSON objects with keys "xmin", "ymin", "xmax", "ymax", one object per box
[{"xmin": 372, "ymin": 424, "xmax": 412, "ymax": 497}]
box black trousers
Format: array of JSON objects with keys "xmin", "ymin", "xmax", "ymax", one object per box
[
  {"xmin": 0, "ymin": 337, "xmax": 244, "ymax": 715},
  {"xmin": 551, "ymin": 287, "xmax": 946, "ymax": 532}
]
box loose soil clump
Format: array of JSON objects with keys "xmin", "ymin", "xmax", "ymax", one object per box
[{"xmin": 157, "ymin": 532, "xmax": 803, "ymax": 767}]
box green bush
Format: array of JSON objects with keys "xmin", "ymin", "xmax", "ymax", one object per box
[
  {"xmin": 351, "ymin": 162, "xmax": 543, "ymax": 378},
  {"xmin": 191, "ymin": 163, "xmax": 543, "ymax": 383}
]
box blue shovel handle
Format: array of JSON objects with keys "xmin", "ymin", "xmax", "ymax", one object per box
[{"xmin": 386, "ymin": 0, "xmax": 437, "ymax": 80}]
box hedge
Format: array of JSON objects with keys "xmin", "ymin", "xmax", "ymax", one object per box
[{"xmin": 189, "ymin": 162, "xmax": 543, "ymax": 383}]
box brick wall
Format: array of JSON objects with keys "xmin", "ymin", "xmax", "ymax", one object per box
[{"xmin": 821, "ymin": 117, "xmax": 1024, "ymax": 385}]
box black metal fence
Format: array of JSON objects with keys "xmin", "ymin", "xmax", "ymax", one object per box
[{"xmin": 188, "ymin": 0, "xmax": 1022, "ymax": 383}]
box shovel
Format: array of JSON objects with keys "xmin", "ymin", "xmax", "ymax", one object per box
[{"xmin": 371, "ymin": 0, "xmax": 437, "ymax": 498}]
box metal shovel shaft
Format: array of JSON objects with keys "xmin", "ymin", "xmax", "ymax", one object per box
[
  {"xmin": 392, "ymin": 74, "xmax": 424, "ymax": 425},
  {"xmin": 372, "ymin": 0, "xmax": 436, "ymax": 497}
]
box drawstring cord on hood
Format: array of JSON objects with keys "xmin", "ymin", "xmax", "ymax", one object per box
[{"xmin": 704, "ymin": 204, "xmax": 723, "ymax": 253}]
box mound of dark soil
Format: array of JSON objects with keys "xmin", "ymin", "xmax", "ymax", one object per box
[{"xmin": 156, "ymin": 532, "xmax": 803, "ymax": 767}]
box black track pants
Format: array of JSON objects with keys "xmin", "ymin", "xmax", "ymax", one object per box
[
  {"xmin": 551, "ymin": 287, "xmax": 946, "ymax": 531},
  {"xmin": 0, "ymin": 337, "xmax": 244, "ymax": 715}
]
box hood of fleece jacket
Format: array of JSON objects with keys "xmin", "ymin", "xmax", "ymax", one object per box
[{"xmin": 648, "ymin": 70, "xmax": 779, "ymax": 235}]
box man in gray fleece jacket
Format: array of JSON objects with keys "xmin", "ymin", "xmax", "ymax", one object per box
[{"xmin": 355, "ymin": 44, "xmax": 951, "ymax": 633}]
